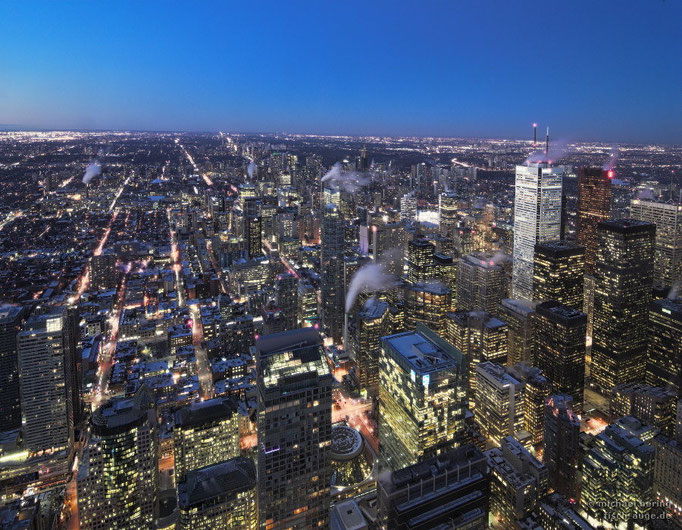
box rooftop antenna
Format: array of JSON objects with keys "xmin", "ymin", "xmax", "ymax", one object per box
[
  {"xmin": 545, "ymin": 127, "xmax": 550, "ymax": 155},
  {"xmin": 533, "ymin": 123, "xmax": 537, "ymax": 147}
]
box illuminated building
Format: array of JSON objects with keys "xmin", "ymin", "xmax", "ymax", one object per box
[
  {"xmin": 652, "ymin": 434, "xmax": 682, "ymax": 527},
  {"xmin": 297, "ymin": 280, "xmax": 318, "ymax": 326},
  {"xmin": 499, "ymin": 298, "xmax": 536, "ymax": 366},
  {"xmin": 610, "ymin": 383, "xmax": 677, "ymax": 436},
  {"xmin": 400, "ymin": 192, "xmax": 417, "ymax": 222},
  {"xmin": 0, "ymin": 306, "xmax": 27, "ymax": 432},
  {"xmin": 438, "ymin": 191, "xmax": 458, "ymax": 237},
  {"xmin": 630, "ymin": 199, "xmax": 682, "ymax": 287},
  {"xmin": 433, "ymin": 252, "xmax": 457, "ymax": 293},
  {"xmin": 577, "ymin": 167, "xmax": 612, "ymax": 275},
  {"xmin": 377, "ymin": 445, "xmax": 490, "ymax": 530},
  {"xmin": 255, "ymin": 328, "xmax": 332, "ymax": 529},
  {"xmin": 581, "ymin": 416, "xmax": 656, "ymax": 527},
  {"xmin": 543, "ymin": 395, "xmax": 580, "ymax": 500},
  {"xmin": 474, "ymin": 362, "xmax": 526, "ymax": 445},
  {"xmin": 406, "ymin": 238, "xmax": 435, "ymax": 284},
  {"xmin": 456, "ymin": 252, "xmax": 506, "ymax": 312},
  {"xmin": 349, "ymin": 298, "xmax": 390, "ymax": 396},
  {"xmin": 534, "ymin": 301, "xmax": 586, "ymax": 414},
  {"xmin": 512, "ymin": 163, "xmax": 563, "ymax": 301},
  {"xmin": 486, "ymin": 436, "xmax": 547, "ymax": 525},
  {"xmin": 378, "ymin": 324, "xmax": 467, "ymax": 472},
  {"xmin": 245, "ymin": 215, "xmax": 262, "ymax": 259},
  {"xmin": 321, "ymin": 203, "xmax": 345, "ymax": 343},
  {"xmin": 508, "ymin": 363, "xmax": 549, "ymax": 445},
  {"xmin": 329, "ymin": 424, "xmax": 375, "ymax": 499},
  {"xmin": 404, "ymin": 281, "xmax": 451, "ymax": 334},
  {"xmin": 591, "ymin": 220, "xmax": 655, "ymax": 393},
  {"xmin": 275, "ymin": 272, "xmax": 298, "ymax": 331},
  {"xmin": 174, "ymin": 397, "xmax": 240, "ymax": 482},
  {"xmin": 177, "ymin": 457, "xmax": 257, "ymax": 530},
  {"xmin": 360, "ymin": 219, "xmax": 406, "ymax": 276},
  {"xmin": 78, "ymin": 387, "xmax": 157, "ymax": 530},
  {"xmin": 645, "ymin": 296, "xmax": 681, "ymax": 396},
  {"xmin": 91, "ymin": 250, "xmax": 117, "ymax": 290},
  {"xmin": 445, "ymin": 311, "xmax": 507, "ymax": 405},
  {"xmin": 583, "ymin": 273, "xmax": 596, "ymax": 339},
  {"xmin": 533, "ymin": 241, "xmax": 585, "ymax": 309}
]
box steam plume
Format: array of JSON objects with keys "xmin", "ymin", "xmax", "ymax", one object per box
[
  {"xmin": 345, "ymin": 252, "xmax": 402, "ymax": 312},
  {"xmin": 82, "ymin": 161, "xmax": 102, "ymax": 185},
  {"xmin": 247, "ymin": 161, "xmax": 255, "ymax": 179},
  {"xmin": 321, "ymin": 162, "xmax": 373, "ymax": 192},
  {"xmin": 668, "ymin": 282, "xmax": 680, "ymax": 300},
  {"xmin": 603, "ymin": 145, "xmax": 619, "ymax": 171},
  {"xmin": 524, "ymin": 138, "xmax": 569, "ymax": 165}
]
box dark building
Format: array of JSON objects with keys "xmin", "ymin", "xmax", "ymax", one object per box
[
  {"xmin": 90, "ymin": 251, "xmax": 117, "ymax": 290},
  {"xmin": 0, "ymin": 306, "xmax": 27, "ymax": 432},
  {"xmin": 645, "ymin": 296, "xmax": 682, "ymax": 396},
  {"xmin": 245, "ymin": 215, "xmax": 262, "ymax": 259},
  {"xmin": 378, "ymin": 445, "xmax": 490, "ymax": 530},
  {"xmin": 533, "ymin": 241, "xmax": 585, "ymax": 310},
  {"xmin": 577, "ymin": 167, "xmax": 612, "ymax": 275},
  {"xmin": 543, "ymin": 395, "xmax": 580, "ymax": 500},
  {"xmin": 591, "ymin": 219, "xmax": 655, "ymax": 393},
  {"xmin": 321, "ymin": 203, "xmax": 345, "ymax": 344}
]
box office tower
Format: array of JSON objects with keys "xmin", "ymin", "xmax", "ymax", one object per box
[
  {"xmin": 652, "ymin": 434, "xmax": 682, "ymax": 527},
  {"xmin": 321, "ymin": 204, "xmax": 345, "ymax": 344},
  {"xmin": 0, "ymin": 306, "xmax": 27, "ymax": 432},
  {"xmin": 630, "ymin": 198, "xmax": 682, "ymax": 286},
  {"xmin": 583, "ymin": 273, "xmax": 596, "ymax": 339},
  {"xmin": 486, "ymin": 436, "xmax": 548, "ymax": 525},
  {"xmin": 610, "ymin": 383, "xmax": 677, "ymax": 436},
  {"xmin": 90, "ymin": 251, "xmax": 117, "ymax": 290},
  {"xmin": 360, "ymin": 220, "xmax": 406, "ymax": 276},
  {"xmin": 508, "ymin": 363, "xmax": 549, "ymax": 445},
  {"xmin": 177, "ymin": 457, "xmax": 257, "ymax": 530},
  {"xmin": 245, "ymin": 215, "xmax": 262, "ymax": 259},
  {"xmin": 433, "ymin": 253, "xmax": 457, "ymax": 292},
  {"xmin": 62, "ymin": 307, "xmax": 81, "ymax": 435},
  {"xmin": 534, "ymin": 301, "xmax": 586, "ymax": 413},
  {"xmin": 475, "ymin": 361, "xmax": 525, "ymax": 445},
  {"xmin": 406, "ymin": 238, "xmax": 435, "ymax": 284},
  {"xmin": 438, "ymin": 191, "xmax": 458, "ymax": 237},
  {"xmin": 646, "ymin": 296, "xmax": 681, "ymax": 396},
  {"xmin": 255, "ymin": 328, "xmax": 333, "ymax": 529},
  {"xmin": 275, "ymin": 272, "xmax": 298, "ymax": 331},
  {"xmin": 445, "ymin": 311, "xmax": 507, "ymax": 404},
  {"xmin": 378, "ymin": 323, "xmax": 467, "ymax": 472},
  {"xmin": 527, "ymin": 493, "xmax": 594, "ymax": 529},
  {"xmin": 582, "ymin": 417, "xmax": 656, "ymax": 527},
  {"xmin": 404, "ymin": 282, "xmax": 451, "ymax": 334},
  {"xmin": 399, "ymin": 192, "xmax": 417, "ymax": 222},
  {"xmin": 591, "ymin": 220, "xmax": 655, "ymax": 392},
  {"xmin": 577, "ymin": 167, "xmax": 612, "ymax": 274},
  {"xmin": 174, "ymin": 397, "xmax": 240, "ymax": 481},
  {"xmin": 543, "ymin": 395, "xmax": 580, "ymax": 500},
  {"xmin": 499, "ymin": 298, "xmax": 536, "ymax": 365},
  {"xmin": 533, "ymin": 241, "xmax": 585, "ymax": 309},
  {"xmin": 456, "ymin": 252, "xmax": 506, "ymax": 312},
  {"xmin": 349, "ymin": 298, "xmax": 389, "ymax": 396},
  {"xmin": 377, "ymin": 445, "xmax": 490, "ymax": 530},
  {"xmin": 78, "ymin": 387, "xmax": 157, "ymax": 530},
  {"xmin": 297, "ymin": 280, "xmax": 318, "ymax": 326},
  {"xmin": 17, "ymin": 310, "xmax": 74, "ymax": 456},
  {"xmin": 512, "ymin": 163, "xmax": 563, "ymax": 301}
]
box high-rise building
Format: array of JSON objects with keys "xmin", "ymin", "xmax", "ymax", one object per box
[
  {"xmin": 174, "ymin": 397, "xmax": 240, "ymax": 482},
  {"xmin": 577, "ymin": 167, "xmax": 612, "ymax": 275},
  {"xmin": 90, "ymin": 251, "xmax": 117, "ymax": 290},
  {"xmin": 404, "ymin": 281, "xmax": 451, "ymax": 334},
  {"xmin": 534, "ymin": 301, "xmax": 586, "ymax": 413},
  {"xmin": 651, "ymin": 434, "xmax": 682, "ymax": 527},
  {"xmin": 297, "ymin": 280, "xmax": 318, "ymax": 326},
  {"xmin": 406, "ymin": 238, "xmax": 435, "ymax": 284},
  {"xmin": 508, "ymin": 363, "xmax": 549, "ymax": 445},
  {"xmin": 475, "ymin": 361, "xmax": 525, "ymax": 445},
  {"xmin": 581, "ymin": 416, "xmax": 656, "ymax": 527},
  {"xmin": 456, "ymin": 252, "xmax": 506, "ymax": 312},
  {"xmin": 543, "ymin": 395, "xmax": 580, "ymax": 500},
  {"xmin": 499, "ymin": 298, "xmax": 536, "ymax": 366},
  {"xmin": 486, "ymin": 436, "xmax": 548, "ymax": 525},
  {"xmin": 274, "ymin": 272, "xmax": 298, "ymax": 331},
  {"xmin": 321, "ymin": 204, "xmax": 345, "ymax": 344},
  {"xmin": 610, "ymin": 382, "xmax": 677, "ymax": 436},
  {"xmin": 645, "ymin": 296, "xmax": 681, "ymax": 396},
  {"xmin": 399, "ymin": 192, "xmax": 417, "ymax": 222},
  {"xmin": 630, "ymin": 198, "xmax": 682, "ymax": 287},
  {"xmin": 445, "ymin": 311, "xmax": 507, "ymax": 405},
  {"xmin": 533, "ymin": 241, "xmax": 585, "ymax": 309},
  {"xmin": 78, "ymin": 387, "xmax": 157, "ymax": 530},
  {"xmin": 379, "ymin": 323, "xmax": 467, "ymax": 472},
  {"xmin": 177, "ymin": 457, "xmax": 257, "ymax": 530},
  {"xmin": 255, "ymin": 328, "xmax": 333, "ymax": 529},
  {"xmin": 349, "ymin": 298, "xmax": 390, "ymax": 396},
  {"xmin": 591, "ymin": 219, "xmax": 655, "ymax": 392},
  {"xmin": 512, "ymin": 163, "xmax": 563, "ymax": 301},
  {"xmin": 377, "ymin": 445, "xmax": 490, "ymax": 530},
  {"xmin": 0, "ymin": 306, "xmax": 27, "ymax": 432},
  {"xmin": 245, "ymin": 215, "xmax": 262, "ymax": 259},
  {"xmin": 360, "ymin": 219, "xmax": 406, "ymax": 276},
  {"xmin": 438, "ymin": 191, "xmax": 458, "ymax": 237}
]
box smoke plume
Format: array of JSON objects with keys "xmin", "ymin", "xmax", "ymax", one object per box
[
  {"xmin": 82, "ymin": 161, "xmax": 102, "ymax": 185},
  {"xmin": 345, "ymin": 255, "xmax": 401, "ymax": 313},
  {"xmin": 321, "ymin": 162, "xmax": 373, "ymax": 192},
  {"xmin": 602, "ymin": 145, "xmax": 619, "ymax": 171}
]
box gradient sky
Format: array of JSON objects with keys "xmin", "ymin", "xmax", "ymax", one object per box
[{"xmin": 1, "ymin": 1, "xmax": 680, "ymax": 143}]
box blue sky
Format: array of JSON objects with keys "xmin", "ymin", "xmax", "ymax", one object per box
[{"xmin": 0, "ymin": 1, "xmax": 680, "ymax": 143}]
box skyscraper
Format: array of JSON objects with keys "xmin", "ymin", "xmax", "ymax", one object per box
[
  {"xmin": 610, "ymin": 382, "xmax": 677, "ymax": 436},
  {"xmin": 404, "ymin": 281, "xmax": 451, "ymax": 334},
  {"xmin": 0, "ymin": 306, "xmax": 27, "ymax": 432},
  {"xmin": 321, "ymin": 203, "xmax": 345, "ymax": 344},
  {"xmin": 456, "ymin": 252, "xmax": 506, "ymax": 312},
  {"xmin": 533, "ymin": 241, "xmax": 585, "ymax": 309},
  {"xmin": 406, "ymin": 237, "xmax": 435, "ymax": 284},
  {"xmin": 512, "ymin": 163, "xmax": 563, "ymax": 301},
  {"xmin": 645, "ymin": 296, "xmax": 681, "ymax": 396},
  {"xmin": 379, "ymin": 323, "xmax": 467, "ymax": 472},
  {"xmin": 534, "ymin": 301, "xmax": 587, "ymax": 413},
  {"xmin": 543, "ymin": 395, "xmax": 580, "ymax": 500},
  {"xmin": 438, "ymin": 191, "xmax": 458, "ymax": 237},
  {"xmin": 78, "ymin": 386, "xmax": 158, "ymax": 530},
  {"xmin": 498, "ymin": 298, "xmax": 536, "ymax": 366},
  {"xmin": 591, "ymin": 219, "xmax": 655, "ymax": 392},
  {"xmin": 274, "ymin": 272, "xmax": 298, "ymax": 331},
  {"xmin": 255, "ymin": 328, "xmax": 332, "ymax": 529},
  {"xmin": 475, "ymin": 361, "xmax": 525, "ymax": 445},
  {"xmin": 577, "ymin": 167, "xmax": 612, "ymax": 275},
  {"xmin": 349, "ymin": 298, "xmax": 390, "ymax": 396},
  {"xmin": 630, "ymin": 198, "xmax": 682, "ymax": 287},
  {"xmin": 90, "ymin": 251, "xmax": 117, "ymax": 290},
  {"xmin": 245, "ymin": 215, "xmax": 262, "ymax": 259},
  {"xmin": 508, "ymin": 363, "xmax": 550, "ymax": 445}
]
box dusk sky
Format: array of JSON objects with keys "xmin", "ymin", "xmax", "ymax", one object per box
[{"xmin": 1, "ymin": 1, "xmax": 680, "ymax": 143}]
